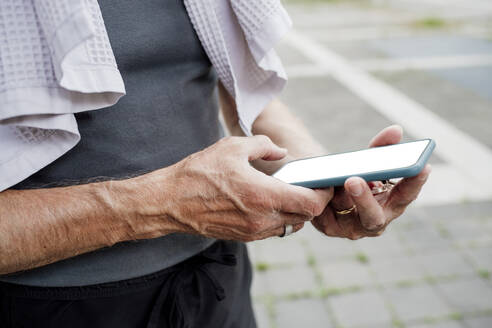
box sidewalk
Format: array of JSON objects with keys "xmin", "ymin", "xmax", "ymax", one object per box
[
  {"xmin": 250, "ymin": 1, "xmax": 492, "ymax": 327},
  {"xmin": 250, "ymin": 203, "xmax": 492, "ymax": 328}
]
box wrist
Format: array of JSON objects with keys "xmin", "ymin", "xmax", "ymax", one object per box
[{"xmin": 94, "ymin": 168, "xmax": 182, "ymax": 243}]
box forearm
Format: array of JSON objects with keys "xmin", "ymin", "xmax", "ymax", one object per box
[{"xmin": 0, "ymin": 172, "xmax": 176, "ymax": 275}]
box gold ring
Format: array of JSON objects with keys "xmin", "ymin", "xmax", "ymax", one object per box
[{"xmin": 335, "ymin": 204, "xmax": 356, "ymax": 215}]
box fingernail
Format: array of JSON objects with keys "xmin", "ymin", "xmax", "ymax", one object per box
[
  {"xmin": 348, "ymin": 179, "xmax": 363, "ymax": 196},
  {"xmin": 387, "ymin": 124, "xmax": 403, "ymax": 135}
]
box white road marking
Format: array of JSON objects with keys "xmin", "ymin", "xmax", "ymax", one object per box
[
  {"xmin": 291, "ymin": 25, "xmax": 491, "ymax": 42},
  {"xmin": 354, "ymin": 54, "xmax": 492, "ymax": 72},
  {"xmin": 301, "ymin": 26, "xmax": 419, "ymax": 42},
  {"xmin": 286, "ymin": 64, "xmax": 329, "ymax": 78},
  {"xmin": 284, "ymin": 31, "xmax": 492, "ymax": 201},
  {"xmin": 286, "ymin": 54, "xmax": 492, "ymax": 77}
]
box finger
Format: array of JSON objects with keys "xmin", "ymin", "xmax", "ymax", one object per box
[
  {"xmin": 262, "ymin": 173, "xmax": 333, "ymax": 217},
  {"xmin": 368, "ymin": 180, "xmax": 384, "ymax": 189},
  {"xmin": 244, "ymin": 135, "xmax": 288, "ymax": 161},
  {"xmin": 331, "ymin": 185, "xmax": 355, "ymax": 213},
  {"xmin": 281, "ymin": 212, "xmax": 314, "ymax": 225},
  {"xmin": 368, "ymin": 125, "xmax": 403, "ymax": 148},
  {"xmin": 314, "ymin": 188, "xmax": 335, "ymax": 208},
  {"xmin": 329, "ymin": 185, "xmax": 358, "ymax": 233},
  {"xmin": 345, "ymin": 177, "xmax": 386, "ymax": 232},
  {"xmin": 312, "ymin": 212, "xmax": 343, "ymax": 237},
  {"xmin": 260, "ymin": 211, "xmax": 312, "ymax": 233},
  {"xmin": 386, "ymin": 164, "xmax": 432, "ymax": 218},
  {"xmin": 283, "ymin": 184, "xmax": 333, "ymax": 217}
]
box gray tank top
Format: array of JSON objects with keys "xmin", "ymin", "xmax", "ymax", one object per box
[{"xmin": 1, "ymin": 0, "xmax": 220, "ymax": 286}]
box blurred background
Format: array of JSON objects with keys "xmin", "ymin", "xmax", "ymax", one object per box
[{"xmin": 249, "ymin": 0, "xmax": 492, "ymax": 327}]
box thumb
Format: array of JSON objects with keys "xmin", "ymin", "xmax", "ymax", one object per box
[
  {"xmin": 369, "ymin": 125, "xmax": 403, "ymax": 148},
  {"xmin": 245, "ymin": 135, "xmax": 288, "ymax": 161}
]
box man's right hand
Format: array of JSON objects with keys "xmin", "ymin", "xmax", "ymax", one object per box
[
  {"xmin": 131, "ymin": 136, "xmax": 333, "ymax": 242},
  {"xmin": 0, "ymin": 135, "xmax": 331, "ymax": 275}
]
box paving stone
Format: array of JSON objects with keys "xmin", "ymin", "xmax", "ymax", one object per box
[
  {"xmin": 277, "ymin": 41, "xmax": 312, "ymax": 66},
  {"xmin": 247, "ymin": 242, "xmax": 260, "ymax": 265},
  {"xmin": 408, "ymin": 321, "xmax": 465, "ymax": 328},
  {"xmin": 251, "ymin": 271, "xmax": 269, "ymax": 298},
  {"xmin": 253, "ymin": 2, "xmax": 492, "ymax": 323},
  {"xmin": 265, "ymin": 266, "xmax": 318, "ymax": 296},
  {"xmin": 465, "ymin": 247, "xmax": 492, "ymax": 271},
  {"xmin": 320, "ymin": 260, "xmax": 374, "ymax": 289},
  {"xmin": 396, "ymin": 218, "xmax": 453, "ymax": 254},
  {"xmin": 404, "ymin": 236, "xmax": 454, "ymax": 254},
  {"xmin": 275, "ymin": 299, "xmax": 333, "ymax": 328},
  {"xmin": 370, "ymin": 35, "xmax": 492, "ymax": 58},
  {"xmin": 413, "ymin": 202, "xmax": 492, "ymax": 222},
  {"xmin": 437, "ymin": 278, "xmax": 492, "ymax": 313},
  {"xmin": 352, "ymin": 231, "xmax": 407, "ymax": 259},
  {"xmin": 415, "ymin": 251, "xmax": 475, "ymax": 278},
  {"xmin": 303, "ymin": 224, "xmax": 358, "ymax": 262},
  {"xmin": 328, "ymin": 290, "xmax": 392, "ymax": 327},
  {"xmin": 253, "ymin": 302, "xmax": 271, "ymax": 328},
  {"xmin": 310, "ymin": 237, "xmax": 358, "ymax": 262},
  {"xmin": 364, "ymin": 324, "xmax": 393, "ymax": 328},
  {"xmin": 255, "ymin": 235, "xmax": 308, "ymax": 265},
  {"xmin": 371, "ymin": 256, "xmax": 426, "ymax": 285},
  {"xmin": 438, "ymin": 66, "xmax": 492, "ymax": 102},
  {"xmin": 385, "ymin": 285, "xmax": 453, "ymax": 321},
  {"xmin": 463, "ymin": 315, "xmax": 492, "ymax": 328},
  {"xmin": 374, "ymin": 68, "xmax": 492, "ymax": 150},
  {"xmin": 443, "ymin": 218, "xmax": 492, "ymax": 245}
]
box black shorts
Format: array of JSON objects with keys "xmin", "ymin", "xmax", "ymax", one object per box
[{"xmin": 0, "ymin": 240, "xmax": 256, "ymax": 328}]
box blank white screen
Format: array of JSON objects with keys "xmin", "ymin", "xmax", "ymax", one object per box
[{"xmin": 273, "ymin": 140, "xmax": 429, "ymax": 184}]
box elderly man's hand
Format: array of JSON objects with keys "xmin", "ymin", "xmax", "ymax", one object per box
[
  {"xmin": 136, "ymin": 135, "xmax": 333, "ymax": 242},
  {"xmin": 312, "ymin": 125, "xmax": 431, "ymax": 239}
]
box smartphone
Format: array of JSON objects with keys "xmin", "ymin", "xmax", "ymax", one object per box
[{"xmin": 273, "ymin": 139, "xmax": 435, "ymax": 188}]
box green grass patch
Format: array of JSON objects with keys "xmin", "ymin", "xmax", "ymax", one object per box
[
  {"xmin": 413, "ymin": 17, "xmax": 447, "ymax": 29},
  {"xmin": 422, "ymin": 316, "xmax": 439, "ymax": 324},
  {"xmin": 320, "ymin": 286, "xmax": 361, "ymax": 297},
  {"xmin": 355, "ymin": 252, "xmax": 369, "ymax": 264},
  {"xmin": 284, "ymin": 290, "xmax": 314, "ymax": 300},
  {"xmin": 307, "ymin": 254, "xmax": 317, "ymax": 267},
  {"xmin": 478, "ymin": 269, "xmax": 490, "ymax": 279},
  {"xmin": 396, "ymin": 280, "xmax": 417, "ymax": 288},
  {"xmin": 262, "ymin": 295, "xmax": 277, "ymax": 326},
  {"xmin": 436, "ymin": 223, "xmax": 450, "ymax": 238},
  {"xmin": 424, "ymin": 275, "xmax": 437, "ymax": 284},
  {"xmin": 449, "ymin": 312, "xmax": 464, "ymax": 321},
  {"xmin": 392, "ymin": 318, "xmax": 405, "ymax": 328},
  {"xmin": 255, "ymin": 262, "xmax": 270, "ymax": 272}
]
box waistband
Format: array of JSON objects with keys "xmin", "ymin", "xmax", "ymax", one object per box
[{"xmin": 0, "ymin": 240, "xmax": 238, "ymax": 301}]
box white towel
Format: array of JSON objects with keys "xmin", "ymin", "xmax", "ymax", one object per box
[{"xmin": 0, "ymin": 0, "xmax": 291, "ymax": 191}]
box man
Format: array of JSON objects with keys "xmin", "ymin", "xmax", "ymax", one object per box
[{"xmin": 0, "ymin": 1, "xmax": 430, "ymax": 327}]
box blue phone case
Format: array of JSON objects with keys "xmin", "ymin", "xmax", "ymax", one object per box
[{"xmin": 279, "ymin": 139, "xmax": 435, "ymax": 189}]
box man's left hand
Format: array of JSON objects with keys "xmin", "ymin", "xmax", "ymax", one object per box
[{"xmin": 312, "ymin": 125, "xmax": 432, "ymax": 240}]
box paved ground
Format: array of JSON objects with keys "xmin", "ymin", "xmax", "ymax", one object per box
[{"xmin": 249, "ymin": 1, "xmax": 492, "ymax": 327}]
